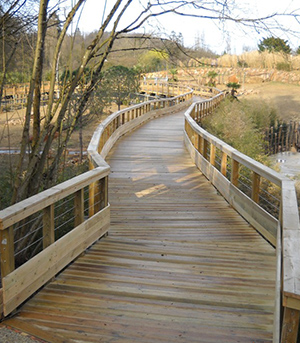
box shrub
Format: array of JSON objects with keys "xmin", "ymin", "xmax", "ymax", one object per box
[
  {"xmin": 202, "ymin": 98, "xmax": 277, "ymax": 162},
  {"xmin": 276, "ymin": 62, "xmax": 291, "ymax": 71}
]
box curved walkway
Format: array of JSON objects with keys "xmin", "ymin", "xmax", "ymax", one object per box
[{"xmin": 2, "ymin": 109, "xmax": 276, "ymax": 342}]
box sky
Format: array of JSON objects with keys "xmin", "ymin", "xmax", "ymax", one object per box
[{"xmin": 67, "ymin": 0, "xmax": 300, "ymax": 55}]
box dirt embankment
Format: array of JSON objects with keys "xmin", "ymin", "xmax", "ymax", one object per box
[{"xmin": 241, "ymin": 82, "xmax": 300, "ymax": 122}]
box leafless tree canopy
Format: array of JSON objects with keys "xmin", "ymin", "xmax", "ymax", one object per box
[{"xmin": 0, "ymin": 0, "xmax": 299, "ymax": 204}]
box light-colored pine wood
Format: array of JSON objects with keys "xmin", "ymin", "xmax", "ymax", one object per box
[
  {"xmin": 184, "ymin": 131, "xmax": 278, "ymax": 246},
  {"xmin": 43, "ymin": 204, "xmax": 54, "ymax": 249},
  {"xmin": 0, "ymin": 225, "xmax": 14, "ymax": 278},
  {"xmin": 0, "ymin": 167, "xmax": 110, "ymax": 229},
  {"xmin": 231, "ymin": 159, "xmax": 239, "ymax": 186},
  {"xmin": 3, "ymin": 206, "xmax": 110, "ymax": 315},
  {"xmin": 185, "ymin": 97, "xmax": 300, "ymax": 341},
  {"xmin": 74, "ymin": 189, "xmax": 84, "ymax": 227},
  {"xmin": 281, "ymin": 180, "xmax": 300, "ymax": 298},
  {"xmin": 281, "ymin": 307, "xmax": 300, "ymax": 343},
  {"xmin": 2, "ymin": 109, "xmax": 276, "ymax": 342},
  {"xmin": 252, "ymin": 172, "xmax": 261, "ymax": 203},
  {"xmin": 210, "ymin": 143, "xmax": 216, "ymax": 166},
  {"xmin": 185, "ymin": 113, "xmax": 283, "ymax": 187},
  {"xmin": 221, "ymin": 151, "xmax": 227, "ymax": 176}
]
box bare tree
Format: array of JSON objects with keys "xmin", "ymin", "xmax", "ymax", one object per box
[
  {"xmin": 0, "ymin": 0, "xmax": 38, "ymax": 107},
  {"xmin": 11, "ymin": 0, "xmax": 300, "ymax": 204}
]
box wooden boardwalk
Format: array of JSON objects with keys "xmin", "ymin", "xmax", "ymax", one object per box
[{"xmin": 2, "ymin": 110, "xmax": 276, "ymax": 342}]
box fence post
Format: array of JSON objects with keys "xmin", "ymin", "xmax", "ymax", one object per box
[
  {"xmin": 210, "ymin": 144, "xmax": 216, "ymax": 166},
  {"xmin": 194, "ymin": 134, "xmax": 200, "ymax": 152},
  {"xmin": 0, "ymin": 224, "xmax": 15, "ymax": 278},
  {"xmin": 202, "ymin": 139, "xmax": 208, "ymax": 159},
  {"xmin": 221, "ymin": 152, "xmax": 227, "ymax": 176},
  {"xmin": 43, "ymin": 205, "xmax": 55, "ymax": 249},
  {"xmin": 281, "ymin": 307, "xmax": 300, "ymax": 343},
  {"xmin": 89, "ymin": 181, "xmax": 95, "ymax": 217},
  {"xmin": 231, "ymin": 159, "xmax": 239, "ymax": 186},
  {"xmin": 74, "ymin": 189, "xmax": 84, "ymax": 227},
  {"xmin": 252, "ymin": 172, "xmax": 261, "ymax": 203},
  {"xmin": 97, "ymin": 177, "xmax": 108, "ymax": 211}
]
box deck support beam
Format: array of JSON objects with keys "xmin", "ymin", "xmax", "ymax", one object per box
[{"xmin": 281, "ymin": 307, "xmax": 300, "ymax": 343}]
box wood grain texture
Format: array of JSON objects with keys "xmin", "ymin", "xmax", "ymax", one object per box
[{"xmin": 2, "ymin": 109, "xmax": 276, "ymax": 342}]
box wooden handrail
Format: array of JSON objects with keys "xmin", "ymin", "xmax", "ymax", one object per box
[
  {"xmin": 88, "ymin": 82, "xmax": 193, "ymax": 164},
  {"xmin": 184, "ymin": 94, "xmax": 300, "ymax": 342},
  {"xmin": 0, "ymin": 81, "xmax": 193, "ymax": 317},
  {"xmin": 1, "ymin": 79, "xmax": 299, "ymax": 341}
]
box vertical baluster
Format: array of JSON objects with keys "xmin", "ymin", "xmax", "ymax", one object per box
[
  {"xmin": 231, "ymin": 159, "xmax": 239, "ymax": 187},
  {"xmin": 43, "ymin": 205, "xmax": 55, "ymax": 249},
  {"xmin": 210, "ymin": 144, "xmax": 216, "ymax": 166},
  {"xmin": 74, "ymin": 189, "xmax": 84, "ymax": 227},
  {"xmin": 203, "ymin": 139, "xmax": 208, "ymax": 159},
  {"xmin": 221, "ymin": 152, "xmax": 227, "ymax": 176}
]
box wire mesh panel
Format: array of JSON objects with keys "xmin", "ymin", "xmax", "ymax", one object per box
[
  {"xmin": 214, "ymin": 149, "xmax": 222, "ymax": 172},
  {"xmin": 11, "ymin": 210, "xmax": 44, "ymax": 268},
  {"xmin": 238, "ymin": 165, "xmax": 253, "ymax": 199},
  {"xmin": 84, "ymin": 185, "xmax": 90, "ymax": 218},
  {"xmin": 54, "ymin": 194, "xmax": 76, "ymax": 240},
  {"xmin": 259, "ymin": 178, "xmax": 281, "ymax": 219}
]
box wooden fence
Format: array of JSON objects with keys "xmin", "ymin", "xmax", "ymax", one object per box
[
  {"xmin": 1, "ymin": 82, "xmax": 59, "ymax": 110},
  {"xmin": 184, "ymin": 94, "xmax": 300, "ymax": 342},
  {"xmin": 266, "ymin": 121, "xmax": 300, "ymax": 154}
]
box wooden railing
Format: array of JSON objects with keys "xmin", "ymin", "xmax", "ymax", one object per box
[
  {"xmin": 0, "ymin": 82, "xmax": 193, "ymax": 317},
  {"xmin": 184, "ymin": 93, "xmax": 300, "ymax": 342},
  {"xmin": 1, "ymin": 81, "xmax": 60, "ymax": 110},
  {"xmin": 0, "ymin": 168, "xmax": 110, "ymax": 316},
  {"xmin": 1, "ymin": 80, "xmax": 299, "ymax": 341},
  {"xmin": 88, "ymin": 85, "xmax": 193, "ymax": 164}
]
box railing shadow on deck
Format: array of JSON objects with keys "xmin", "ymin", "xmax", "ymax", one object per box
[{"xmin": 0, "ymin": 80, "xmax": 299, "ymax": 342}]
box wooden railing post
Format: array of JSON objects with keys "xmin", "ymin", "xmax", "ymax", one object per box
[
  {"xmin": 43, "ymin": 205, "xmax": 55, "ymax": 249},
  {"xmin": 194, "ymin": 134, "xmax": 200, "ymax": 152},
  {"xmin": 210, "ymin": 144, "xmax": 216, "ymax": 166},
  {"xmin": 221, "ymin": 152, "xmax": 227, "ymax": 176},
  {"xmin": 252, "ymin": 172, "xmax": 261, "ymax": 203},
  {"xmin": 0, "ymin": 224, "xmax": 15, "ymax": 278},
  {"xmin": 191, "ymin": 107, "xmax": 196, "ymax": 120},
  {"xmin": 97, "ymin": 177, "xmax": 108, "ymax": 212},
  {"xmin": 94, "ymin": 179, "xmax": 101, "ymax": 214},
  {"xmin": 231, "ymin": 159, "xmax": 239, "ymax": 186},
  {"xmin": 202, "ymin": 139, "xmax": 208, "ymax": 159},
  {"xmin": 89, "ymin": 182, "xmax": 95, "ymax": 218},
  {"xmin": 74, "ymin": 189, "xmax": 84, "ymax": 227}
]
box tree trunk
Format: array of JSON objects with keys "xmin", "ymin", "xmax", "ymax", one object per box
[{"xmin": 12, "ymin": 0, "xmax": 50, "ymax": 204}]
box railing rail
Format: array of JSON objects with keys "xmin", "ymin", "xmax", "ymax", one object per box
[
  {"xmin": 184, "ymin": 93, "xmax": 300, "ymax": 342},
  {"xmin": 0, "ymin": 167, "xmax": 110, "ymax": 316}
]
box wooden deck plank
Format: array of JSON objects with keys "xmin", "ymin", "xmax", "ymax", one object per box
[{"xmin": 2, "ymin": 110, "xmax": 276, "ymax": 342}]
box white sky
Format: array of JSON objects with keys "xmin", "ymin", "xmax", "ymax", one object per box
[{"xmin": 68, "ymin": 0, "xmax": 300, "ymax": 55}]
